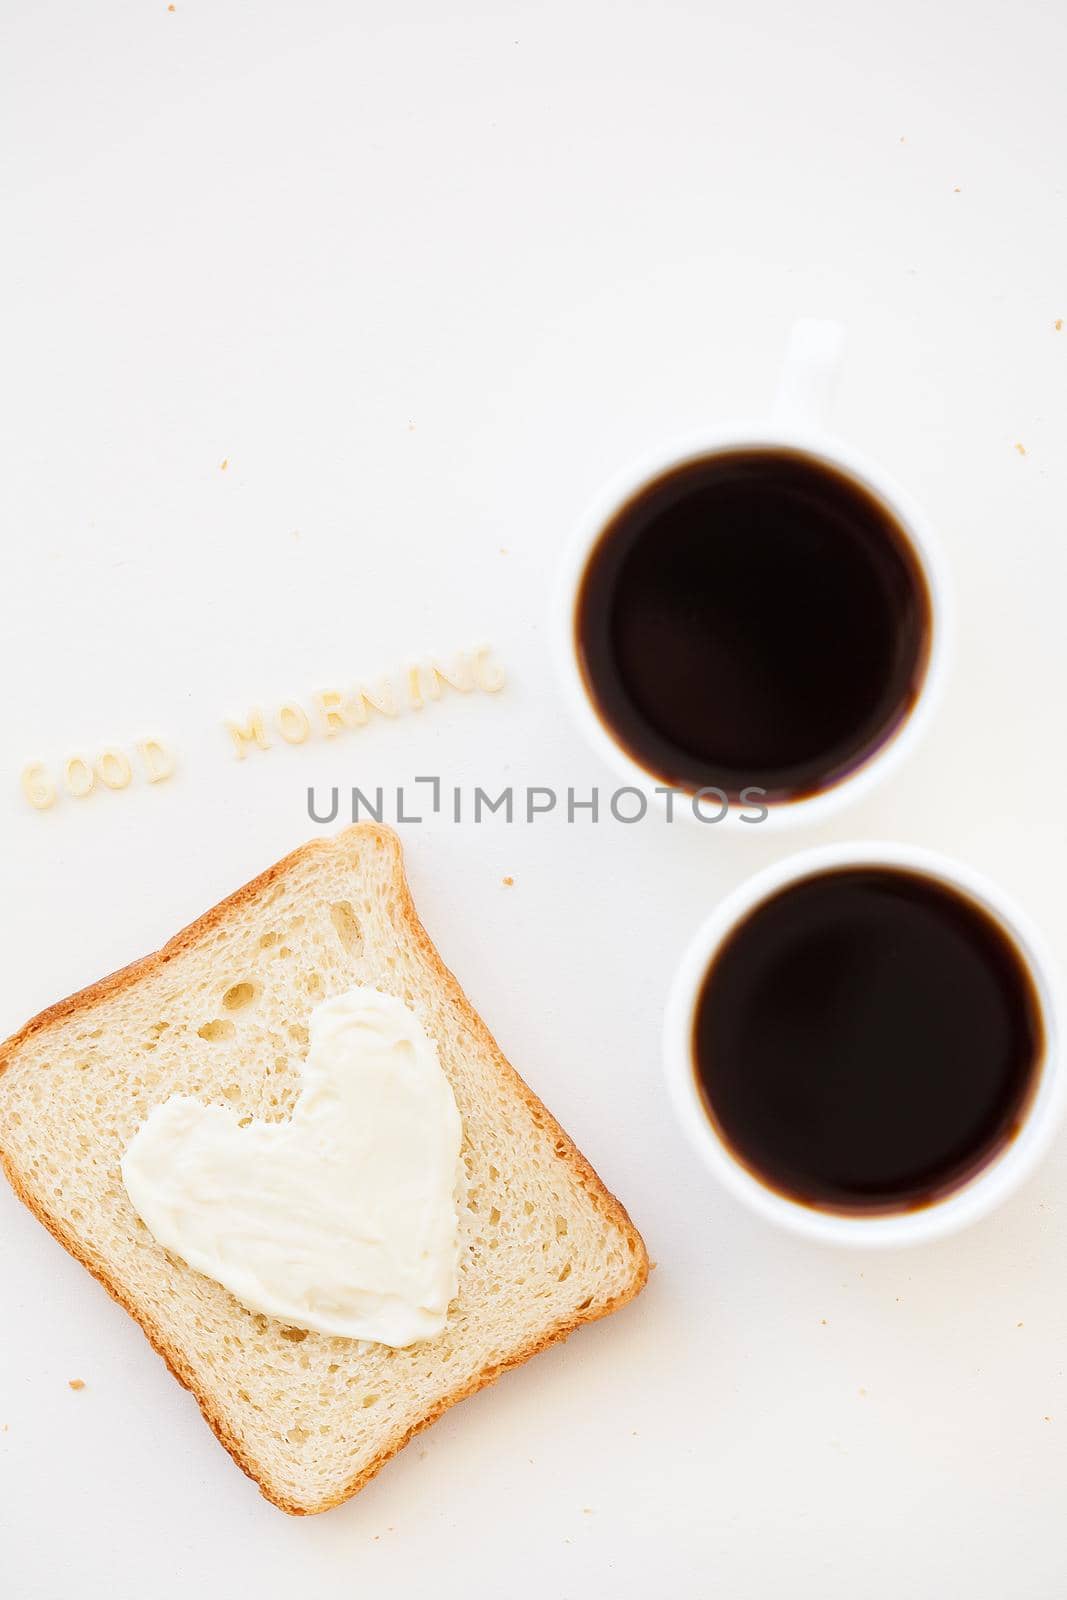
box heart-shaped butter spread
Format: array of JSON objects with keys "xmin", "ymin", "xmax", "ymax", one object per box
[{"xmin": 121, "ymin": 986, "xmax": 463, "ymax": 1347}]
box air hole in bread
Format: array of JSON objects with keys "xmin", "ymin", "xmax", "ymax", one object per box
[
  {"xmin": 222, "ymin": 981, "xmax": 257, "ymax": 1011},
  {"xmin": 281, "ymin": 1327, "xmax": 308, "ymax": 1343},
  {"xmin": 558, "ymin": 1262, "xmax": 571, "ymax": 1281},
  {"xmin": 329, "ymin": 900, "xmax": 364, "ymax": 957},
  {"xmin": 198, "ymin": 1019, "xmax": 236, "ymax": 1042},
  {"xmin": 259, "ymin": 931, "xmax": 278, "ymax": 949}
]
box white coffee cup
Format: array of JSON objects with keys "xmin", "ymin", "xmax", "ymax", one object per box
[
  {"xmin": 663, "ymin": 841, "xmax": 1063, "ymax": 1246},
  {"xmin": 554, "ymin": 320, "xmax": 952, "ymax": 827}
]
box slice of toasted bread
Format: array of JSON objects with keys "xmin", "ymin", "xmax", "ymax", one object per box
[{"xmin": 0, "ymin": 825, "xmax": 648, "ymax": 1514}]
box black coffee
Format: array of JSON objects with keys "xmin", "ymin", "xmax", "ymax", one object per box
[
  {"xmin": 575, "ymin": 448, "xmax": 931, "ymax": 802},
  {"xmin": 693, "ymin": 868, "xmax": 1042, "ymax": 1214}
]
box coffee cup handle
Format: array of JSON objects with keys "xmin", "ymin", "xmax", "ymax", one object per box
[{"xmin": 771, "ymin": 318, "xmax": 846, "ymax": 435}]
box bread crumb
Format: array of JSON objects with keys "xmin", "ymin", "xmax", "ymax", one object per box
[
  {"xmin": 953, "ymin": 186, "xmax": 961, "ymax": 193},
  {"xmin": 499, "ymin": 546, "xmax": 508, "ymax": 555},
  {"xmin": 68, "ymin": 1379, "xmax": 85, "ymax": 1391},
  {"xmin": 1056, "ymin": 320, "xmax": 1063, "ymax": 332},
  {"xmin": 502, "ymin": 876, "xmax": 514, "ymax": 887},
  {"xmin": 220, "ymin": 457, "xmax": 229, "ymax": 471},
  {"xmin": 582, "ymin": 1507, "xmax": 593, "ymax": 1514},
  {"xmin": 820, "ymin": 1318, "xmax": 828, "ymax": 1325},
  {"xmin": 1017, "ymin": 1321, "xmax": 1024, "ymax": 1328},
  {"xmin": 168, "ymin": 3, "xmax": 175, "ymax": 9},
  {"xmin": 858, "ymin": 1387, "xmax": 867, "ymax": 1397},
  {"xmin": 1015, "ymin": 442, "xmax": 1027, "ymax": 456},
  {"xmin": 1045, "ymin": 1415, "xmax": 1052, "ymax": 1422}
]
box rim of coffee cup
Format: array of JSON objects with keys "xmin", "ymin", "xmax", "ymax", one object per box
[
  {"xmin": 662, "ymin": 840, "xmax": 1063, "ymax": 1246},
  {"xmin": 553, "ymin": 424, "xmax": 953, "ymax": 829}
]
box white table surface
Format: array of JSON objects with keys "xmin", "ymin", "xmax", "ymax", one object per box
[{"xmin": 2, "ymin": 2, "xmax": 1066, "ymax": 1595}]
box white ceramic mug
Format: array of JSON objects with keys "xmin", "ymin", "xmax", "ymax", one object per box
[
  {"xmin": 663, "ymin": 842, "xmax": 1063, "ymax": 1246},
  {"xmin": 554, "ymin": 320, "xmax": 952, "ymax": 827}
]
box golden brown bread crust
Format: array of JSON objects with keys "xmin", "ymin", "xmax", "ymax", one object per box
[{"xmin": 0, "ymin": 824, "xmax": 649, "ymax": 1514}]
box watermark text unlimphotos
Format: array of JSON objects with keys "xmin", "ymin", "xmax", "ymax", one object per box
[{"xmin": 307, "ymin": 778, "xmax": 769, "ymax": 826}]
